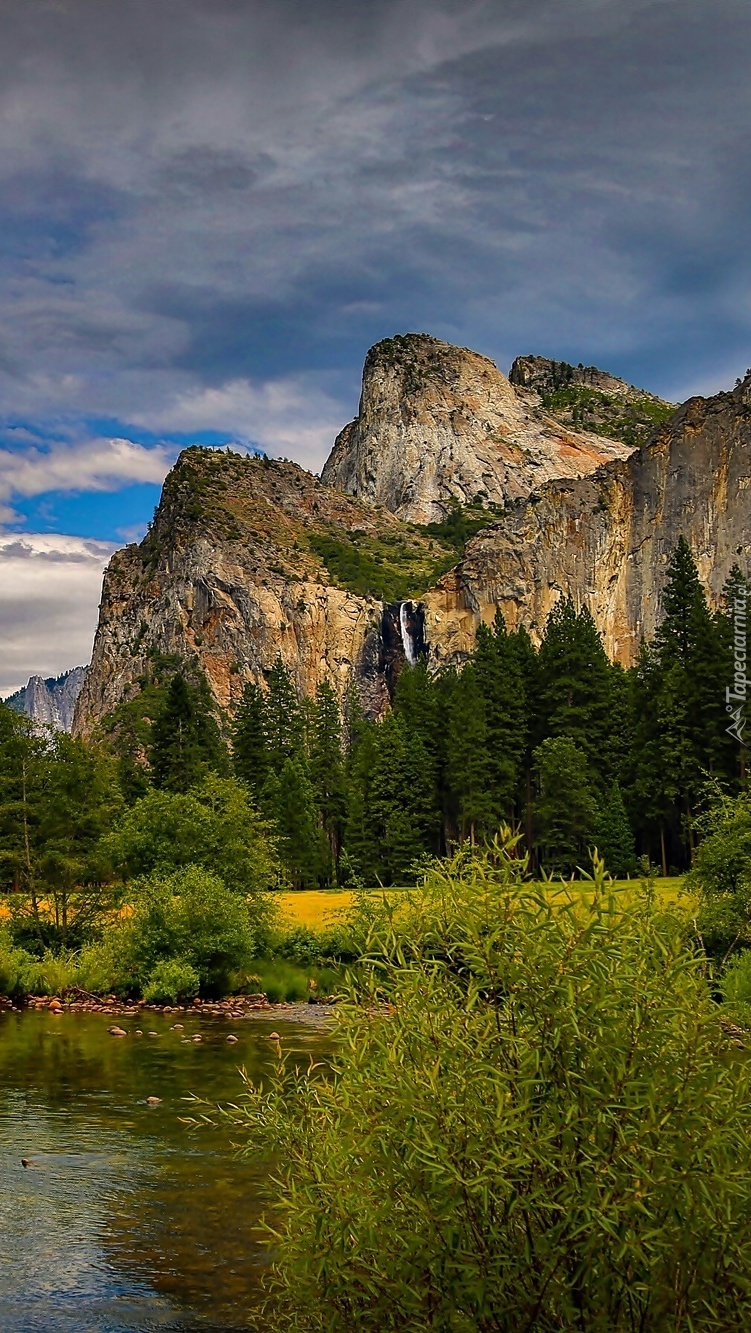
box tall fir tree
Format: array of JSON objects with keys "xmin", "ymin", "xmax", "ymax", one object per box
[
  {"xmin": 533, "ymin": 736, "xmax": 597, "ymax": 876},
  {"xmin": 264, "ymin": 657, "xmax": 304, "ymax": 775},
  {"xmin": 537, "ymin": 598, "xmax": 614, "ymax": 787},
  {"xmin": 310, "ymin": 680, "xmax": 348, "ymax": 882},
  {"xmin": 592, "ymin": 781, "xmax": 636, "ymax": 878},
  {"xmin": 444, "ymin": 664, "xmax": 494, "ymax": 845},
  {"xmin": 232, "ymin": 680, "xmax": 269, "ymax": 799},
  {"xmin": 149, "ymin": 671, "xmax": 226, "ymax": 792},
  {"xmin": 473, "ymin": 610, "xmax": 528, "ymax": 825}
]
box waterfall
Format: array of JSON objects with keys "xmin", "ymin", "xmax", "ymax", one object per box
[{"xmin": 399, "ymin": 601, "xmax": 416, "ymax": 665}]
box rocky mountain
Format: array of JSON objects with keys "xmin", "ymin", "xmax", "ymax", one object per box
[
  {"xmin": 6, "ymin": 666, "xmax": 87, "ymax": 732},
  {"xmin": 421, "ymin": 373, "xmax": 751, "ymax": 667},
  {"xmin": 509, "ymin": 355, "xmax": 676, "ymax": 449},
  {"xmin": 73, "ymin": 447, "xmax": 456, "ymax": 733},
  {"xmin": 320, "ymin": 334, "xmax": 635, "ymax": 523},
  {"xmin": 74, "ymin": 334, "xmax": 746, "ymax": 736}
]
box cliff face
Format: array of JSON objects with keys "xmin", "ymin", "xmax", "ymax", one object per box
[
  {"xmin": 6, "ymin": 666, "xmax": 87, "ymax": 732},
  {"xmin": 509, "ymin": 355, "xmax": 676, "ymax": 450},
  {"xmin": 74, "ymin": 448, "xmax": 451, "ymax": 733},
  {"xmin": 320, "ymin": 334, "xmax": 634, "ymax": 523},
  {"xmin": 75, "ymin": 338, "xmax": 749, "ymax": 737},
  {"xmin": 422, "ymin": 375, "xmax": 751, "ymax": 667}
]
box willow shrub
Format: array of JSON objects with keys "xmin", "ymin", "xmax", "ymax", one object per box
[{"xmin": 236, "ymin": 845, "xmax": 751, "ymax": 1332}]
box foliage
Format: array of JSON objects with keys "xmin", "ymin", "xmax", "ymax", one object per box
[
  {"xmin": 143, "ymin": 957, "xmax": 200, "ymax": 1004},
  {"xmin": 718, "ymin": 949, "xmax": 751, "ymax": 1025},
  {"xmin": 686, "ymin": 788, "xmax": 751, "ymax": 958},
  {"xmin": 125, "ymin": 865, "xmax": 257, "ymax": 996},
  {"xmin": 307, "ymin": 528, "xmax": 455, "ymax": 604},
  {"xmin": 235, "ymin": 849, "xmax": 751, "ymax": 1332},
  {"xmin": 533, "ymin": 736, "xmax": 597, "ymax": 874},
  {"xmin": 592, "ymin": 782, "xmax": 637, "ymax": 878},
  {"xmin": 0, "ymin": 927, "xmax": 34, "ymax": 998},
  {"xmin": 150, "ymin": 671, "xmax": 228, "ymax": 792},
  {"xmin": 106, "ymin": 774, "xmax": 278, "ymax": 899}
]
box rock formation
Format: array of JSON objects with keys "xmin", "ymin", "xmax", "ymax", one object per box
[
  {"xmin": 421, "ymin": 374, "xmax": 751, "ymax": 667},
  {"xmin": 509, "ymin": 355, "xmax": 676, "ymax": 449},
  {"xmin": 74, "ymin": 335, "xmax": 749, "ymax": 736},
  {"xmin": 320, "ymin": 334, "xmax": 635, "ymax": 523},
  {"xmin": 74, "ymin": 447, "xmax": 449, "ymax": 733},
  {"xmin": 6, "ymin": 666, "xmax": 87, "ymax": 732}
]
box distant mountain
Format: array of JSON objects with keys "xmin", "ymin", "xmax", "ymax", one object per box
[{"xmin": 6, "ymin": 666, "xmax": 88, "ymax": 733}]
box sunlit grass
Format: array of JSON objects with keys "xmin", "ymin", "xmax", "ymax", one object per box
[{"xmin": 277, "ymin": 876, "xmax": 693, "ymax": 929}]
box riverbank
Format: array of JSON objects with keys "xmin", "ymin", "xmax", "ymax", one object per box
[{"xmin": 0, "ymin": 989, "xmax": 336, "ymax": 1025}]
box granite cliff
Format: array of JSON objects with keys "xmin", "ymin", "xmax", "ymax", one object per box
[
  {"xmin": 6, "ymin": 666, "xmax": 87, "ymax": 732},
  {"xmin": 421, "ymin": 372, "xmax": 751, "ymax": 667},
  {"xmin": 74, "ymin": 336, "xmax": 747, "ymax": 736},
  {"xmin": 320, "ymin": 334, "xmax": 636, "ymax": 523},
  {"xmin": 74, "ymin": 447, "xmax": 455, "ymax": 733}
]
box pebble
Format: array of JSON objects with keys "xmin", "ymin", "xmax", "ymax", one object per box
[
  {"xmin": 226, "ymin": 1034, "xmax": 238, "ymax": 1043},
  {"xmin": 171, "ymin": 1023, "xmax": 184, "ymax": 1030},
  {"xmin": 107, "ymin": 1026, "xmax": 127, "ymax": 1038},
  {"xmin": 146, "ymin": 1096, "xmax": 163, "ymax": 1106}
]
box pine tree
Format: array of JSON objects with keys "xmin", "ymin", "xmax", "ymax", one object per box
[
  {"xmin": 473, "ymin": 610, "xmax": 527, "ymax": 824},
  {"xmin": 444, "ymin": 665, "xmax": 494, "ymax": 845},
  {"xmin": 232, "ymin": 680, "xmax": 269, "ymax": 799},
  {"xmin": 533, "ymin": 736, "xmax": 597, "ymax": 876},
  {"xmin": 150, "ymin": 672, "xmax": 226, "ymax": 792},
  {"xmin": 273, "ymin": 756, "xmax": 324, "ymax": 889},
  {"xmin": 367, "ymin": 712, "xmax": 436, "ymax": 883},
  {"xmin": 310, "ymin": 680, "xmax": 347, "ymax": 882},
  {"xmin": 592, "ymin": 782, "xmax": 636, "ymax": 878},
  {"xmin": 264, "ymin": 657, "xmax": 303, "ymax": 775},
  {"xmin": 393, "ymin": 661, "xmax": 442, "ymax": 849},
  {"xmin": 538, "ymin": 598, "xmax": 614, "ymax": 787},
  {"xmin": 343, "ymin": 706, "xmax": 379, "ymax": 884}
]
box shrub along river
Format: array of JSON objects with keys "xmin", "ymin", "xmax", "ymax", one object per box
[{"xmin": 0, "ymin": 1006, "xmax": 330, "ymax": 1331}]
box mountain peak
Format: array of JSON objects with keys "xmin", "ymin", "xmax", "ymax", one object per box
[{"xmin": 321, "ymin": 334, "xmax": 637, "ymax": 523}]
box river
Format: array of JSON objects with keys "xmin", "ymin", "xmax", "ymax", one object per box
[{"xmin": 0, "ymin": 1007, "xmax": 329, "ymax": 1331}]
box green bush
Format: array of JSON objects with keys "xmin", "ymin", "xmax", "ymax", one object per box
[
  {"xmin": 0, "ymin": 928, "xmax": 34, "ymax": 998},
  {"xmin": 235, "ymin": 848, "xmax": 751, "ymax": 1331},
  {"xmin": 20, "ymin": 949, "xmax": 78, "ymax": 997},
  {"xmin": 126, "ymin": 865, "xmax": 256, "ymax": 996},
  {"xmin": 719, "ymin": 949, "xmax": 751, "ymax": 1025},
  {"xmin": 75, "ymin": 936, "xmax": 134, "ymax": 997},
  {"xmin": 143, "ymin": 957, "xmax": 200, "ymax": 1004},
  {"xmin": 687, "ymin": 790, "xmax": 751, "ymax": 957},
  {"xmin": 248, "ymin": 957, "xmax": 337, "ymax": 1003}
]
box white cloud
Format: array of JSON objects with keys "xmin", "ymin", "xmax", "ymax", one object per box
[
  {"xmin": 0, "ymin": 533, "xmax": 115, "ymax": 695},
  {"xmin": 135, "ymin": 376, "xmax": 346, "ymax": 472},
  {"xmin": 0, "ymin": 437, "xmax": 174, "ymax": 523}
]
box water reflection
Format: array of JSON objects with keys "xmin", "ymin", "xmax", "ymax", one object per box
[{"xmin": 0, "ymin": 1009, "xmax": 328, "ymax": 1330}]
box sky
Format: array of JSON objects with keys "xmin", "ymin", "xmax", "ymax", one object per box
[{"xmin": 1, "ymin": 0, "xmax": 750, "ymax": 693}]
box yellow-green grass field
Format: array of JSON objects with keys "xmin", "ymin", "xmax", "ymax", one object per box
[{"xmin": 277, "ymin": 877, "xmax": 691, "ymax": 930}]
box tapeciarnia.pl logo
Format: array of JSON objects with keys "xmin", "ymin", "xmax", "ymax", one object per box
[{"xmin": 726, "ymin": 594, "xmax": 748, "ymax": 746}]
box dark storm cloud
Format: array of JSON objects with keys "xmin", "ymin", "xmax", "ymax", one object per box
[{"xmin": 0, "ymin": 0, "xmax": 749, "ymax": 458}]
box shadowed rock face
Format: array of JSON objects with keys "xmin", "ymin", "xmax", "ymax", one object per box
[
  {"xmin": 422, "ymin": 375, "xmax": 751, "ymax": 668},
  {"xmin": 6, "ymin": 667, "xmax": 87, "ymax": 732},
  {"xmin": 320, "ymin": 334, "xmax": 634, "ymax": 523},
  {"xmin": 73, "ymin": 448, "xmax": 444, "ymax": 734},
  {"xmin": 509, "ymin": 355, "xmax": 676, "ymax": 450}
]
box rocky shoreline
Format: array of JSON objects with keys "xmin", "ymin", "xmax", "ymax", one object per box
[{"xmin": 0, "ymin": 990, "xmax": 336, "ymax": 1027}]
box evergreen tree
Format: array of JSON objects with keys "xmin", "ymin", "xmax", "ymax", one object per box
[
  {"xmin": 272, "ymin": 756, "xmax": 324, "ymax": 889},
  {"xmin": 533, "ymin": 736, "xmax": 596, "ymax": 876},
  {"xmin": 592, "ymin": 782, "xmax": 636, "ymax": 878},
  {"xmin": 264, "ymin": 657, "xmax": 303, "ymax": 775},
  {"xmin": 150, "ymin": 671, "xmax": 226, "ymax": 792},
  {"xmin": 393, "ymin": 661, "xmax": 442, "ymax": 851},
  {"xmin": 232, "ymin": 680, "xmax": 269, "ymax": 799},
  {"xmin": 310, "ymin": 680, "xmax": 347, "ymax": 881},
  {"xmin": 473, "ymin": 610, "xmax": 527, "ymax": 824},
  {"xmin": 0, "ymin": 702, "xmax": 43, "ymax": 909},
  {"xmin": 444, "ymin": 665, "xmax": 494, "ymax": 845},
  {"xmin": 343, "ymin": 705, "xmax": 379, "ymax": 884},
  {"xmin": 367, "ymin": 712, "xmax": 436, "ymax": 883},
  {"xmin": 538, "ymin": 598, "xmax": 614, "ymax": 786}
]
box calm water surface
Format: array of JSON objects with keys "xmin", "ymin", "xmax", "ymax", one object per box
[{"xmin": 0, "ymin": 1008, "xmax": 328, "ymax": 1332}]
